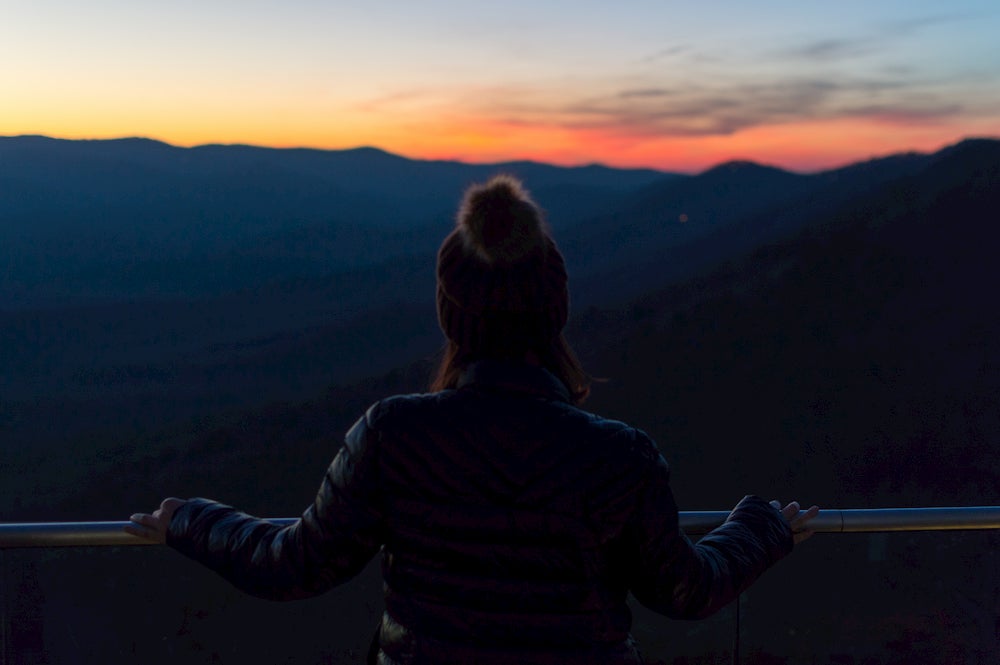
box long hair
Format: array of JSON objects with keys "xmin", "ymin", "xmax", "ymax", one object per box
[{"xmin": 430, "ymin": 334, "xmax": 591, "ymax": 405}]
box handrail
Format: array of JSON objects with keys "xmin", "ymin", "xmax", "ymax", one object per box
[{"xmin": 2, "ymin": 507, "xmax": 999, "ymax": 549}]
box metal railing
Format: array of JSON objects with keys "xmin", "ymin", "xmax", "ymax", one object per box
[
  {"xmin": 2, "ymin": 506, "xmax": 999, "ymax": 549},
  {"xmin": 0, "ymin": 507, "xmax": 997, "ymax": 665}
]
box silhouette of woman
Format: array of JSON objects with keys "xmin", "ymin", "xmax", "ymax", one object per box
[{"xmin": 128, "ymin": 175, "xmax": 818, "ymax": 664}]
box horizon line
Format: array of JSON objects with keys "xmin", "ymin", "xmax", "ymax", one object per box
[{"xmin": 3, "ymin": 132, "xmax": 997, "ymax": 177}]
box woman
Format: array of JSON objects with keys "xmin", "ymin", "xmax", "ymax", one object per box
[{"xmin": 128, "ymin": 175, "xmax": 818, "ymax": 664}]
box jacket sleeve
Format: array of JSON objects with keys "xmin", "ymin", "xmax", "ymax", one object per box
[
  {"xmin": 626, "ymin": 445, "xmax": 793, "ymax": 620},
  {"xmin": 165, "ymin": 406, "xmax": 385, "ymax": 600}
]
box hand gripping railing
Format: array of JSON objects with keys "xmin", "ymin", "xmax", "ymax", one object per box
[{"xmin": 1, "ymin": 506, "xmax": 999, "ymax": 548}]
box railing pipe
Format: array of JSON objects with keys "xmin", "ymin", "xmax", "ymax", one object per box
[
  {"xmin": 681, "ymin": 506, "xmax": 1000, "ymax": 534},
  {"xmin": 1, "ymin": 507, "xmax": 998, "ymax": 549}
]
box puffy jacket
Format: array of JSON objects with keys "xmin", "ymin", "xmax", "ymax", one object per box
[{"xmin": 167, "ymin": 360, "xmax": 793, "ymax": 664}]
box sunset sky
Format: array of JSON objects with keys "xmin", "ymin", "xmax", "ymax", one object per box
[{"xmin": 3, "ymin": 1, "xmax": 999, "ymax": 172}]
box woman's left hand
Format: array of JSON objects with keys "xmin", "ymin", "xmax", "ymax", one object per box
[{"xmin": 125, "ymin": 497, "xmax": 187, "ymax": 543}]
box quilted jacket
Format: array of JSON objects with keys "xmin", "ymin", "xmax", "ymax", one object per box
[{"xmin": 167, "ymin": 360, "xmax": 793, "ymax": 664}]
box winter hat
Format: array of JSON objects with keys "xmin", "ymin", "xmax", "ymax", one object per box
[{"xmin": 436, "ymin": 175, "xmax": 569, "ymax": 357}]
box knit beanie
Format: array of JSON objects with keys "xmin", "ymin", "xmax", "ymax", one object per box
[{"xmin": 436, "ymin": 175, "xmax": 569, "ymax": 357}]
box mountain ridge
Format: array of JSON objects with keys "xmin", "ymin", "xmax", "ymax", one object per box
[{"xmin": 2, "ymin": 136, "xmax": 997, "ymax": 472}]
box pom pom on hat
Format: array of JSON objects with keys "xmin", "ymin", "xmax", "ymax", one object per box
[
  {"xmin": 436, "ymin": 175, "xmax": 569, "ymax": 355},
  {"xmin": 457, "ymin": 175, "xmax": 547, "ymax": 265}
]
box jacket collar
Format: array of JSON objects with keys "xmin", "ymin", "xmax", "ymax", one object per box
[{"xmin": 457, "ymin": 359, "xmax": 571, "ymax": 403}]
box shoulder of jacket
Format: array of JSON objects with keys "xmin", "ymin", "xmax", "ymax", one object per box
[
  {"xmin": 608, "ymin": 421, "xmax": 662, "ymax": 466},
  {"xmin": 556, "ymin": 404, "xmax": 664, "ymax": 467},
  {"xmin": 362, "ymin": 391, "xmax": 453, "ymax": 428},
  {"xmin": 344, "ymin": 395, "xmax": 437, "ymax": 461}
]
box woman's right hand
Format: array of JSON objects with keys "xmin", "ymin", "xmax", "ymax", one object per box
[
  {"xmin": 770, "ymin": 500, "xmax": 820, "ymax": 544},
  {"xmin": 125, "ymin": 497, "xmax": 187, "ymax": 544}
]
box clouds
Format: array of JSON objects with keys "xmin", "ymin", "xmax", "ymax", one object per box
[
  {"xmin": 774, "ymin": 12, "xmax": 969, "ymax": 63},
  {"xmin": 617, "ymin": 88, "xmax": 675, "ymax": 100},
  {"xmin": 430, "ymin": 70, "xmax": 974, "ymax": 141},
  {"xmin": 380, "ymin": 9, "xmax": 998, "ymax": 143},
  {"xmin": 880, "ymin": 12, "xmax": 972, "ymax": 37},
  {"xmin": 5, "ymin": 2, "xmax": 998, "ymax": 171},
  {"xmin": 639, "ymin": 45, "xmax": 693, "ymax": 64},
  {"xmin": 778, "ymin": 38, "xmax": 880, "ymax": 63}
]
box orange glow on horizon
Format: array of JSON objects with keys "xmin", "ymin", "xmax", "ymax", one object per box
[
  {"xmin": 338, "ymin": 115, "xmax": 1000, "ymax": 173},
  {"xmin": 4, "ymin": 112, "xmax": 997, "ymax": 174},
  {"xmin": 4, "ymin": 1, "xmax": 998, "ymax": 177}
]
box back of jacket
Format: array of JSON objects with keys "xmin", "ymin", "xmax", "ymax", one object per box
[{"xmin": 168, "ymin": 360, "xmax": 793, "ymax": 665}]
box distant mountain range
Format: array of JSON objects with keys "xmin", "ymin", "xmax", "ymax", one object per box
[
  {"xmin": 1, "ymin": 137, "xmax": 997, "ymax": 457},
  {"xmin": 37, "ymin": 135, "xmax": 998, "ymax": 511},
  {"xmin": 2, "ymin": 132, "xmax": 996, "ymax": 495},
  {"xmin": 0, "ymin": 135, "xmax": 668, "ymax": 307}
]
